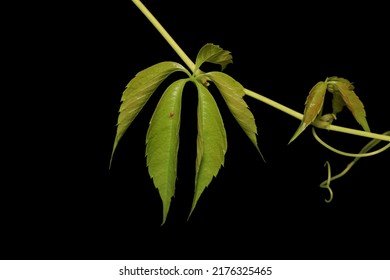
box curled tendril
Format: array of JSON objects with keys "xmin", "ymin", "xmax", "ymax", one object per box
[
  {"xmin": 312, "ymin": 128, "xmax": 390, "ymax": 202},
  {"xmin": 321, "ymin": 161, "xmax": 333, "ymax": 203}
]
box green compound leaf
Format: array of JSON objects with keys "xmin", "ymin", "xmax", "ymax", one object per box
[
  {"xmin": 189, "ymin": 81, "xmax": 227, "ymax": 218},
  {"xmin": 327, "ymin": 77, "xmax": 370, "ymax": 132},
  {"xmin": 205, "ymin": 71, "xmax": 264, "ymax": 161},
  {"xmin": 288, "ymin": 80, "xmax": 328, "ymax": 144},
  {"xmin": 194, "ymin": 43, "xmax": 233, "ymax": 74},
  {"xmin": 146, "ymin": 78, "xmax": 189, "ymax": 225},
  {"xmin": 110, "ymin": 61, "xmax": 190, "ymax": 168}
]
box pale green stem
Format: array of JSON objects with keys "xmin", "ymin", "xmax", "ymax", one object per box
[
  {"xmin": 312, "ymin": 128, "xmax": 390, "ymax": 157},
  {"xmin": 132, "ymin": 0, "xmax": 390, "ymax": 143},
  {"xmin": 132, "ymin": 0, "xmax": 195, "ymax": 71}
]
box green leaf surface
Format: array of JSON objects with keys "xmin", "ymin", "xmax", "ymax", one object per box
[
  {"xmin": 110, "ymin": 61, "xmax": 189, "ymax": 168},
  {"xmin": 328, "ymin": 77, "xmax": 370, "ymax": 132},
  {"xmin": 146, "ymin": 78, "xmax": 189, "ymax": 225},
  {"xmin": 288, "ymin": 80, "xmax": 328, "ymax": 144},
  {"xmin": 194, "ymin": 43, "xmax": 233, "ymax": 74},
  {"xmin": 190, "ymin": 81, "xmax": 227, "ymax": 218},
  {"xmin": 205, "ymin": 71, "xmax": 264, "ymax": 160}
]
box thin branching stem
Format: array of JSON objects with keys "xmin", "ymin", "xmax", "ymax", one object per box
[{"xmin": 131, "ymin": 0, "xmax": 390, "ymax": 143}]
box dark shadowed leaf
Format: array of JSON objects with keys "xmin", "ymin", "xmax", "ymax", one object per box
[
  {"xmin": 146, "ymin": 78, "xmax": 189, "ymax": 225},
  {"xmin": 331, "ymin": 90, "xmax": 345, "ymax": 115},
  {"xmin": 327, "ymin": 76, "xmax": 349, "ymax": 115}
]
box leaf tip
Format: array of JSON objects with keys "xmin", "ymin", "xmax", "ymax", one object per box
[
  {"xmin": 288, "ymin": 122, "xmax": 308, "ymax": 145},
  {"xmin": 254, "ymin": 144, "xmax": 266, "ymax": 163}
]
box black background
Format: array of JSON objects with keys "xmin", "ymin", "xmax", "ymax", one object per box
[{"xmin": 3, "ymin": 0, "xmax": 389, "ymax": 260}]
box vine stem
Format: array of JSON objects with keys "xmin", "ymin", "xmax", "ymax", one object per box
[
  {"xmin": 131, "ymin": 0, "xmax": 195, "ymax": 71},
  {"xmin": 131, "ymin": 0, "xmax": 390, "ymax": 143}
]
